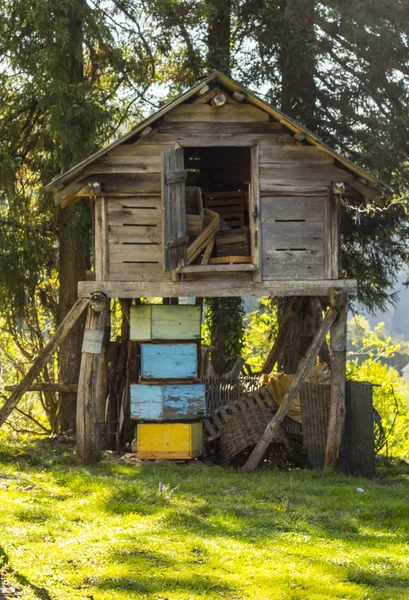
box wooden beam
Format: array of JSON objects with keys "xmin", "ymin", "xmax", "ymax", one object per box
[
  {"xmin": 324, "ymin": 290, "xmax": 348, "ymax": 470},
  {"xmin": 0, "ymin": 298, "xmax": 90, "ymax": 428},
  {"xmin": 5, "ymin": 383, "xmax": 79, "ymax": 393},
  {"xmin": 76, "ymin": 294, "xmax": 108, "ymax": 465},
  {"xmin": 261, "ymin": 298, "xmax": 304, "ymax": 374},
  {"xmin": 232, "ymin": 90, "xmax": 246, "ymax": 102},
  {"xmin": 242, "ymin": 304, "xmax": 339, "ymax": 472},
  {"xmin": 78, "ymin": 280, "xmax": 358, "ymax": 299}
]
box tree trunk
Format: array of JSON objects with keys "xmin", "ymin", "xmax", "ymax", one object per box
[
  {"xmin": 206, "ymin": 0, "xmax": 232, "ymax": 73},
  {"xmin": 58, "ymin": 215, "xmax": 89, "ymax": 431},
  {"xmin": 57, "ymin": 0, "xmax": 91, "ymax": 432},
  {"xmin": 280, "ymin": 0, "xmax": 317, "ymax": 129}
]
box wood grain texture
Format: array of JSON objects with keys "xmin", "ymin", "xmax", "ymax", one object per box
[
  {"xmin": 94, "ymin": 196, "xmax": 108, "ymax": 281},
  {"xmin": 130, "ymin": 304, "xmax": 201, "ymax": 340},
  {"xmin": 130, "ymin": 384, "xmax": 206, "ymax": 420},
  {"xmin": 162, "ymin": 147, "xmax": 187, "ymax": 271},
  {"xmin": 164, "ymin": 103, "xmax": 269, "ymax": 122},
  {"xmin": 79, "ymin": 279, "xmax": 358, "ymax": 298},
  {"xmin": 136, "ymin": 422, "xmax": 202, "ymax": 460},
  {"xmin": 76, "ymin": 300, "xmax": 108, "ymax": 465},
  {"xmin": 140, "ymin": 343, "xmax": 198, "ymax": 379}
]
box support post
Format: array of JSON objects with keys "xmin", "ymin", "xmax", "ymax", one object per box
[
  {"xmin": 324, "ymin": 290, "xmax": 347, "ymax": 470},
  {"xmin": 243, "ymin": 303, "xmax": 339, "ymax": 472},
  {"xmin": 0, "ymin": 298, "xmax": 90, "ymax": 428},
  {"xmin": 76, "ymin": 293, "xmax": 108, "ymax": 465}
]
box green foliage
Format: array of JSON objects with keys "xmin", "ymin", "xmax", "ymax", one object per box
[
  {"xmin": 204, "ymin": 298, "xmax": 245, "ymax": 372},
  {"xmin": 243, "ymin": 298, "xmax": 278, "ymax": 372},
  {"xmin": 347, "ymin": 319, "xmax": 409, "ymax": 459}
]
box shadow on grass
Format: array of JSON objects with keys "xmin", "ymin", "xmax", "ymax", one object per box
[
  {"xmin": 95, "ymin": 572, "xmax": 235, "ymax": 597},
  {"xmin": 348, "ymin": 566, "xmax": 409, "ymax": 590},
  {"xmin": 0, "ymin": 547, "xmax": 51, "ymax": 600}
]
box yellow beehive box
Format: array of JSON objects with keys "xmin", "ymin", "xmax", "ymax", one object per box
[{"xmin": 136, "ymin": 422, "xmax": 203, "ymax": 460}]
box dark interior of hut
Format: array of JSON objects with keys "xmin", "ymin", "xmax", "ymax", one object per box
[{"xmin": 182, "ymin": 146, "xmax": 253, "ymax": 267}]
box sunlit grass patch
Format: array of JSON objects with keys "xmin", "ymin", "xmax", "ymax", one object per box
[{"xmin": 0, "ymin": 441, "xmax": 408, "ymax": 599}]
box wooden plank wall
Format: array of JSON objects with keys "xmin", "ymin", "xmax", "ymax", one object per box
[{"xmin": 84, "ymin": 99, "xmax": 353, "ymax": 282}]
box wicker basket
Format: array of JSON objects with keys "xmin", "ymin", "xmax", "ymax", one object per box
[{"xmin": 220, "ymin": 407, "xmax": 289, "ymax": 464}]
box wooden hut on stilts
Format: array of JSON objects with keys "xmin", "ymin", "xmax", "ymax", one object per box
[{"xmin": 0, "ymin": 71, "xmax": 390, "ymax": 472}]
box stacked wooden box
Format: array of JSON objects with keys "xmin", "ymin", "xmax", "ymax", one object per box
[{"xmin": 130, "ymin": 305, "xmax": 205, "ymax": 460}]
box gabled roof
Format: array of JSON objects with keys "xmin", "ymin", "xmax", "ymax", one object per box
[{"xmin": 44, "ymin": 70, "xmax": 391, "ymax": 198}]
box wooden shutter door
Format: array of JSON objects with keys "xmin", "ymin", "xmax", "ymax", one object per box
[{"xmin": 162, "ymin": 147, "xmax": 188, "ymax": 271}]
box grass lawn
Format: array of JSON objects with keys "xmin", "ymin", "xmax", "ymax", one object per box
[{"xmin": 0, "ymin": 439, "xmax": 408, "ymax": 600}]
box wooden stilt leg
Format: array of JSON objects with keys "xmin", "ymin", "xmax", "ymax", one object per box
[
  {"xmin": 76, "ymin": 293, "xmax": 108, "ymax": 465},
  {"xmin": 243, "ymin": 304, "xmax": 338, "ymax": 472},
  {"xmin": 324, "ymin": 291, "xmax": 347, "ymax": 470},
  {"xmin": 0, "ymin": 298, "xmax": 90, "ymax": 428}
]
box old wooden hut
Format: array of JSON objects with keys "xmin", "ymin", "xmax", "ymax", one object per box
[{"xmin": 0, "ymin": 71, "xmax": 389, "ymax": 467}]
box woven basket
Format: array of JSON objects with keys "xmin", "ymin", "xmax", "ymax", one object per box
[{"xmin": 220, "ymin": 407, "xmax": 289, "ymax": 463}]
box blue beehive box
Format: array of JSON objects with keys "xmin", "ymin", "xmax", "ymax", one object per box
[
  {"xmin": 140, "ymin": 343, "xmax": 198, "ymax": 380},
  {"xmin": 130, "ymin": 384, "xmax": 206, "ymax": 420}
]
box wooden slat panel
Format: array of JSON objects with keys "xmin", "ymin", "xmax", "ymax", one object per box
[
  {"xmin": 260, "ymin": 164, "xmax": 354, "ymax": 188},
  {"xmin": 261, "ymin": 197, "xmax": 325, "ymax": 222},
  {"xmin": 107, "ymin": 207, "xmax": 161, "ymax": 226},
  {"xmin": 108, "ymin": 224, "xmax": 161, "ymax": 244},
  {"xmin": 259, "ymin": 144, "xmax": 334, "ymax": 164},
  {"xmin": 108, "ymin": 196, "xmax": 161, "ymax": 209},
  {"xmin": 140, "ymin": 132, "xmax": 291, "ymax": 147},
  {"xmin": 164, "ymin": 104, "xmax": 269, "ymax": 122},
  {"xmin": 94, "ymin": 174, "xmax": 161, "ymax": 194},
  {"xmin": 86, "ymin": 155, "xmax": 161, "ymax": 174},
  {"xmin": 157, "ymin": 121, "xmax": 283, "ymax": 134},
  {"xmin": 265, "ymin": 222, "xmax": 324, "ymax": 250},
  {"xmin": 109, "ymin": 243, "xmax": 162, "ymax": 262},
  {"xmin": 262, "ymin": 250, "xmax": 325, "ymax": 280},
  {"xmin": 140, "ymin": 343, "xmax": 198, "ymax": 379},
  {"xmin": 108, "ymin": 262, "xmax": 172, "ymax": 282},
  {"xmin": 108, "ymin": 143, "xmax": 175, "ymax": 157}
]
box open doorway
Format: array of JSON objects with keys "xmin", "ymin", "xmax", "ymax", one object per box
[{"xmin": 183, "ymin": 146, "xmax": 253, "ymax": 269}]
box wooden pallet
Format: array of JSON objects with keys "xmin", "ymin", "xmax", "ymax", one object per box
[{"xmin": 203, "ymin": 386, "xmax": 276, "ymax": 442}]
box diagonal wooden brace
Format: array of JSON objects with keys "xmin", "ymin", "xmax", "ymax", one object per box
[
  {"xmin": 243, "ymin": 304, "xmax": 339, "ymax": 472},
  {"xmin": 0, "ymin": 298, "xmax": 90, "ymax": 428}
]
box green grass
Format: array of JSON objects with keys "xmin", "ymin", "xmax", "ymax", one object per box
[{"xmin": 0, "ymin": 439, "xmax": 408, "ymax": 599}]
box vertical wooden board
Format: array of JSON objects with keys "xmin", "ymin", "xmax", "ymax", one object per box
[
  {"xmin": 140, "ymin": 343, "xmax": 198, "ymax": 379},
  {"xmin": 151, "ymin": 305, "xmax": 201, "ymax": 340},
  {"xmin": 300, "ymin": 383, "xmax": 331, "ymax": 470},
  {"xmin": 130, "ymin": 384, "xmax": 163, "ymax": 420},
  {"xmin": 250, "ymin": 144, "xmax": 261, "ymax": 281},
  {"xmin": 163, "ymin": 384, "xmax": 206, "ymax": 418},
  {"xmin": 162, "ymin": 147, "xmax": 187, "ymax": 271},
  {"xmin": 130, "ymin": 305, "xmax": 152, "ymax": 340},
  {"xmin": 136, "ymin": 422, "xmax": 202, "ymax": 459},
  {"xmin": 94, "ymin": 196, "xmax": 108, "ymax": 281},
  {"xmin": 345, "ymin": 381, "xmax": 375, "ymax": 478}
]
